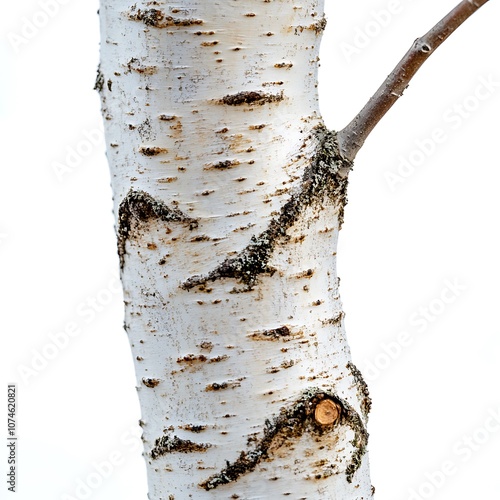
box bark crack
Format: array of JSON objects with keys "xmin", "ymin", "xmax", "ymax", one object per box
[
  {"xmin": 117, "ymin": 189, "xmax": 198, "ymax": 269},
  {"xmin": 181, "ymin": 126, "xmax": 352, "ymax": 291},
  {"xmin": 199, "ymin": 388, "xmax": 368, "ymax": 490}
]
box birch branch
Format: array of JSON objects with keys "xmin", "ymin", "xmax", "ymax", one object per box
[{"xmin": 337, "ymin": 0, "xmax": 490, "ymax": 161}]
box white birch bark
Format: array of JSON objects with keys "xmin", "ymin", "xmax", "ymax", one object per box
[{"xmin": 97, "ymin": 1, "xmax": 373, "ymax": 498}]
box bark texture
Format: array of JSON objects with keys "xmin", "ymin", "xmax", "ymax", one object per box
[{"xmin": 98, "ymin": 1, "xmax": 373, "ymax": 498}]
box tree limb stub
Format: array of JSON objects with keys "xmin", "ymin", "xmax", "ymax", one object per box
[
  {"xmin": 199, "ymin": 389, "xmax": 368, "ymax": 491},
  {"xmin": 337, "ymin": 0, "xmax": 490, "ymax": 161}
]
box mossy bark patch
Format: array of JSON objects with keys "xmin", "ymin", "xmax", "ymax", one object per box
[
  {"xmin": 117, "ymin": 189, "xmax": 197, "ymax": 269},
  {"xmin": 181, "ymin": 126, "xmax": 352, "ymax": 291}
]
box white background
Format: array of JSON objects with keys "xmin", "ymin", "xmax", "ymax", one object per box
[{"xmin": 1, "ymin": 1, "xmax": 499, "ymax": 499}]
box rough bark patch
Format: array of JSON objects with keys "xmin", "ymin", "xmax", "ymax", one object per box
[
  {"xmin": 151, "ymin": 436, "xmax": 211, "ymax": 459},
  {"xmin": 218, "ymin": 91, "xmax": 284, "ymax": 106},
  {"xmin": 181, "ymin": 126, "xmax": 352, "ymax": 291},
  {"xmin": 126, "ymin": 58, "xmax": 158, "ymax": 75},
  {"xmin": 199, "ymin": 388, "xmax": 368, "ymax": 490},
  {"xmin": 205, "ymin": 378, "xmax": 244, "ymax": 392},
  {"xmin": 94, "ymin": 64, "xmax": 104, "ymax": 93},
  {"xmin": 117, "ymin": 190, "xmax": 197, "ymax": 269},
  {"xmin": 142, "ymin": 377, "xmax": 161, "ymax": 388},
  {"xmin": 294, "ymin": 17, "xmax": 328, "ymax": 35},
  {"xmin": 139, "ymin": 145, "xmax": 168, "ymax": 156},
  {"xmin": 205, "ymin": 159, "xmax": 240, "ymax": 170},
  {"xmin": 180, "ymin": 424, "xmax": 207, "ymax": 433},
  {"xmin": 346, "ymin": 362, "xmax": 372, "ymax": 421},
  {"xmin": 321, "ymin": 311, "xmax": 344, "ymax": 326},
  {"xmin": 249, "ymin": 325, "xmax": 292, "ymax": 341},
  {"xmin": 128, "ymin": 8, "xmax": 204, "ymax": 28}
]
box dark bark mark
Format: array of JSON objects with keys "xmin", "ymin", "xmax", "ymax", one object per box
[
  {"xmin": 274, "ymin": 62, "xmax": 293, "ymax": 69},
  {"xmin": 117, "ymin": 190, "xmax": 198, "ymax": 269},
  {"xmin": 206, "ymin": 159, "xmax": 240, "ymax": 170},
  {"xmin": 262, "ymin": 81, "xmax": 284, "ymax": 87},
  {"xmin": 189, "ymin": 234, "xmax": 211, "ymax": 242},
  {"xmin": 266, "ymin": 361, "xmax": 294, "ymax": 374},
  {"xmin": 128, "ymin": 8, "xmax": 204, "ymax": 28},
  {"xmin": 321, "ymin": 311, "xmax": 344, "ymax": 326},
  {"xmin": 180, "ymin": 424, "xmax": 207, "ymax": 433},
  {"xmin": 177, "ymin": 354, "xmax": 207, "ymax": 364},
  {"xmin": 139, "ymin": 145, "xmax": 168, "ymax": 156},
  {"xmin": 311, "ymin": 17, "xmax": 328, "ymax": 34},
  {"xmin": 205, "ymin": 378, "xmax": 244, "ymax": 392},
  {"xmin": 293, "ymin": 268, "xmax": 314, "ymax": 279},
  {"xmin": 209, "ymin": 355, "xmax": 229, "ymax": 363},
  {"xmin": 151, "ymin": 436, "xmax": 210, "ymax": 459},
  {"xmin": 126, "ymin": 58, "xmax": 158, "ymax": 75},
  {"xmin": 142, "ymin": 378, "xmax": 161, "ymax": 388},
  {"xmin": 219, "ymin": 91, "xmax": 284, "ymax": 106},
  {"xmin": 137, "ymin": 118, "xmax": 153, "ymax": 141},
  {"xmin": 294, "ymin": 16, "xmax": 327, "ymax": 35},
  {"xmin": 205, "ymin": 382, "xmax": 228, "ymax": 391},
  {"xmin": 94, "ymin": 64, "xmax": 104, "ymax": 93},
  {"xmin": 346, "ymin": 362, "xmax": 372, "ymax": 421},
  {"xmin": 176, "ymin": 354, "xmax": 228, "ymax": 365},
  {"xmin": 250, "ymin": 325, "xmax": 291, "ymax": 341},
  {"xmin": 159, "ymin": 114, "xmax": 176, "ymax": 121},
  {"xmin": 181, "ymin": 127, "xmax": 351, "ymax": 291},
  {"xmin": 200, "ymin": 388, "xmax": 368, "ymax": 490}
]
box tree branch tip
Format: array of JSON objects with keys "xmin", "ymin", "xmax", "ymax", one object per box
[{"xmin": 338, "ymin": 0, "xmax": 490, "ymax": 161}]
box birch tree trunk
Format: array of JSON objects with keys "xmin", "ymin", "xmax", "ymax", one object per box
[{"xmin": 97, "ymin": 1, "xmax": 373, "ymax": 498}]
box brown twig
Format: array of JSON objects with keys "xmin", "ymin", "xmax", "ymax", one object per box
[{"xmin": 337, "ymin": 0, "xmax": 490, "ymax": 162}]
